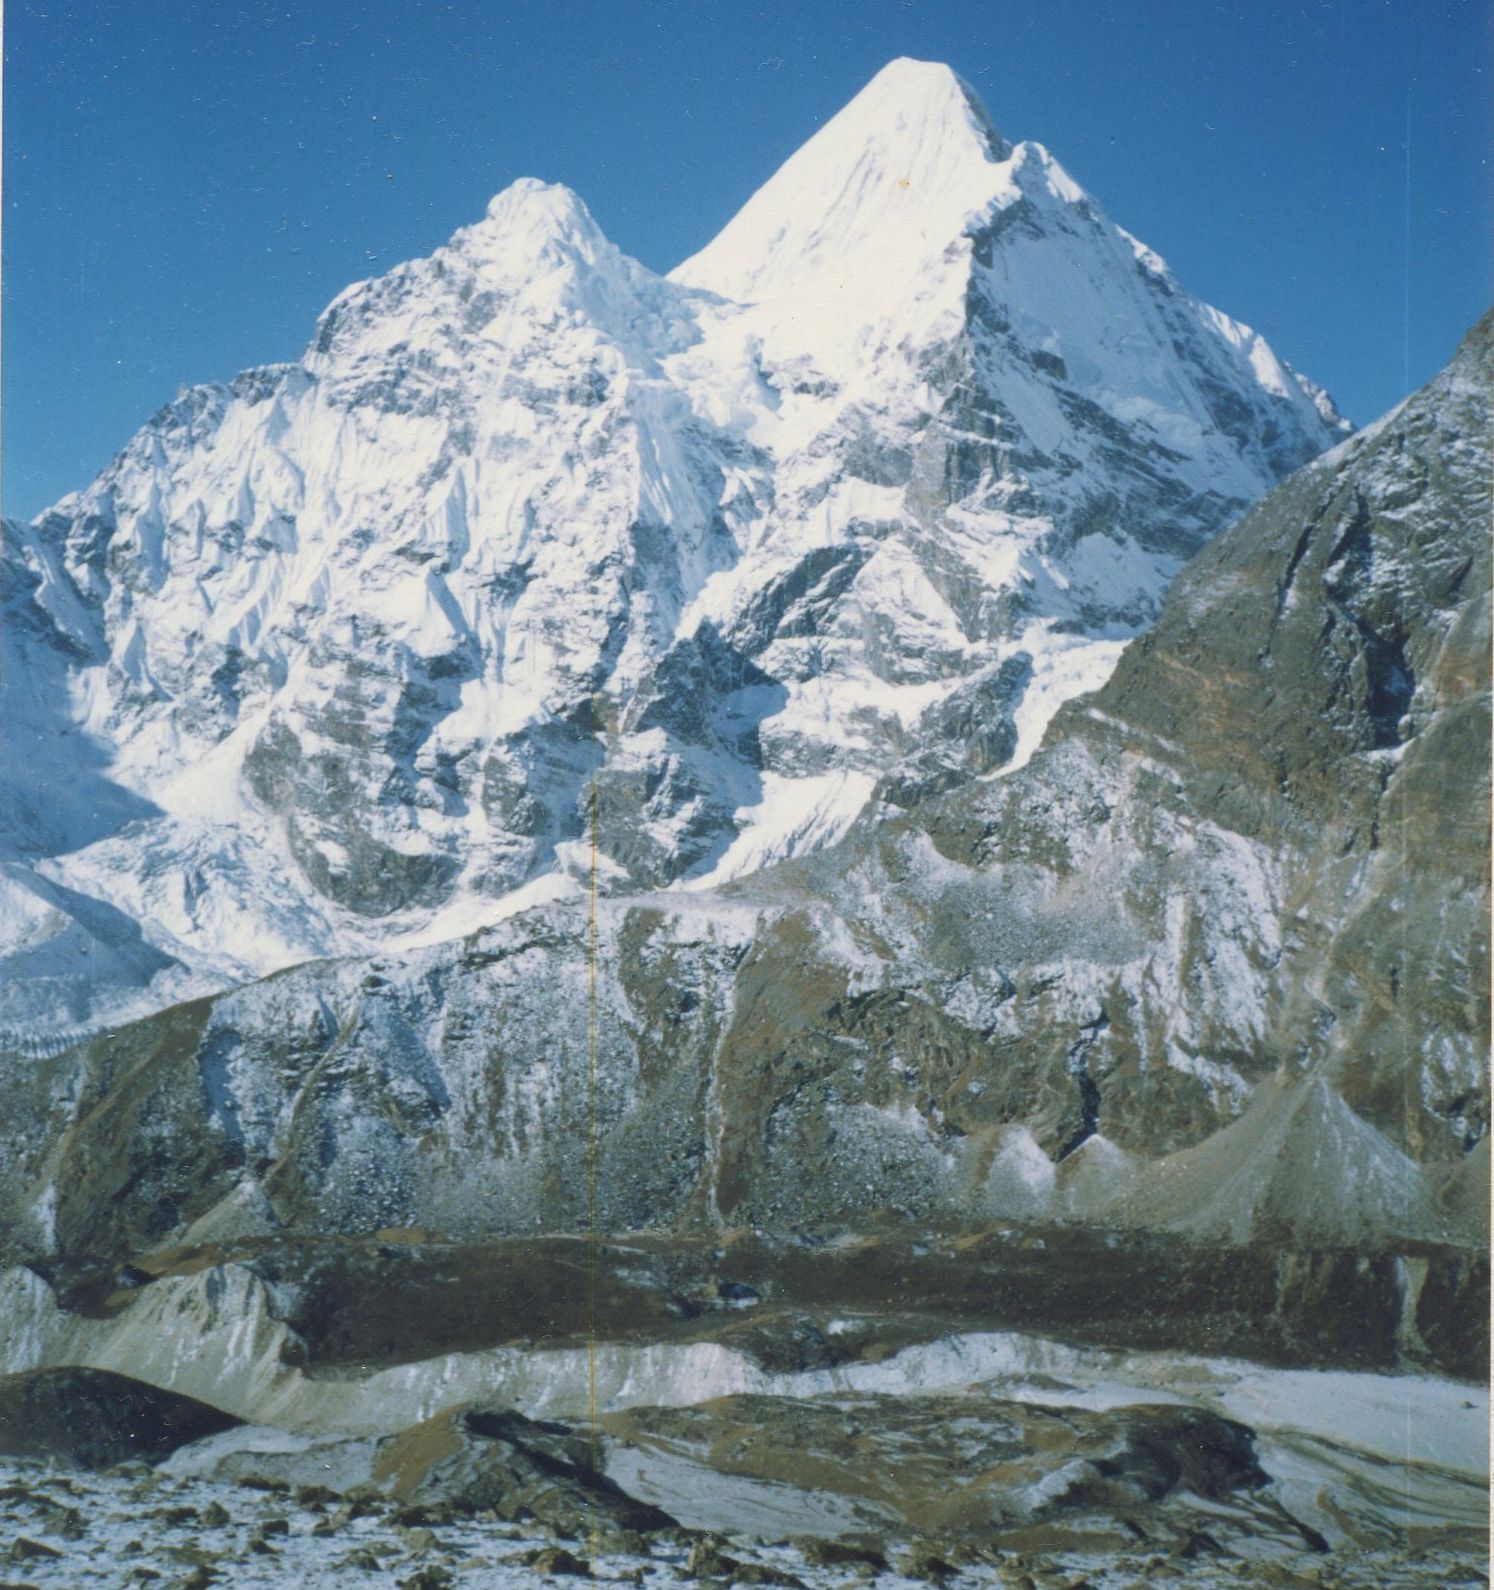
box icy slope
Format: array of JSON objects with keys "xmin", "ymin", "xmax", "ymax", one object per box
[{"xmin": 2, "ymin": 59, "xmax": 1347, "ymax": 1032}]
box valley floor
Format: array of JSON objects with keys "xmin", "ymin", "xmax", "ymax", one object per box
[
  {"xmin": 2, "ymin": 1271, "xmax": 1486, "ymax": 1588},
  {"xmin": 0, "ymin": 1415, "xmax": 1485, "ymax": 1589}
]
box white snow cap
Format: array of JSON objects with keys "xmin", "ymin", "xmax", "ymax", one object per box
[
  {"xmin": 481, "ymin": 176, "xmax": 597, "ymax": 234},
  {"xmin": 671, "ymin": 58, "xmax": 1013, "ymax": 304},
  {"xmin": 453, "ymin": 177, "xmax": 612, "ymax": 272}
]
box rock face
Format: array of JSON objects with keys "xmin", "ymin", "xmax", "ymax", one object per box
[
  {"xmin": 0, "ymin": 58, "xmax": 1345, "ymax": 1036},
  {"xmin": 372, "ymin": 1403, "xmax": 678, "ymax": 1537},
  {"xmin": 0, "ymin": 1367, "xmax": 238, "ymax": 1467},
  {"xmin": 0, "ymin": 320, "xmax": 1484, "ymax": 1282},
  {"xmin": 603, "ymin": 1393, "xmax": 1274, "ymax": 1544},
  {"xmin": 897, "ymin": 309, "xmax": 1491, "ymax": 1191}
]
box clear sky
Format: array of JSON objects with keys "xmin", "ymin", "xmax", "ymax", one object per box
[{"xmin": 4, "ymin": 0, "xmax": 1489, "ymax": 521}]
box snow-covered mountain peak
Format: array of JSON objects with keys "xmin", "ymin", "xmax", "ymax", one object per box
[
  {"xmin": 1005, "ymin": 139, "xmax": 1089, "ymax": 206},
  {"xmin": 2, "ymin": 70, "xmax": 1355, "ymax": 1036},
  {"xmin": 833, "ymin": 55, "xmax": 1006, "ymax": 157},
  {"xmin": 671, "ymin": 58, "xmax": 1011, "ymax": 307},
  {"xmin": 465, "ymin": 177, "xmax": 610, "ymax": 263},
  {"xmin": 482, "ymin": 175, "xmax": 591, "ymax": 225},
  {"xmin": 301, "ymin": 173, "xmax": 676, "ymax": 388}
]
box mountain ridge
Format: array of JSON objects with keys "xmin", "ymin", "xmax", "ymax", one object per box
[
  {"xmin": 3, "ymin": 59, "xmax": 1348, "ymax": 1039},
  {"xmin": 0, "ymin": 316, "xmax": 1482, "ymax": 1270}
]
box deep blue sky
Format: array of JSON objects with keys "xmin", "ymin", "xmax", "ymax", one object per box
[{"xmin": 4, "ymin": 0, "xmax": 1489, "ymax": 520}]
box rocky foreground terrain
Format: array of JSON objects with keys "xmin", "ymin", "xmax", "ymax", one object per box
[
  {"xmin": 0, "ymin": 59, "xmax": 1487, "ymax": 1590},
  {"xmin": 0, "ymin": 1307, "xmax": 1486, "ymax": 1588}
]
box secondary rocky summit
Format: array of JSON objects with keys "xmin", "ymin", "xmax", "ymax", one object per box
[{"xmin": 1, "ymin": 59, "xmax": 1345, "ymax": 1036}]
